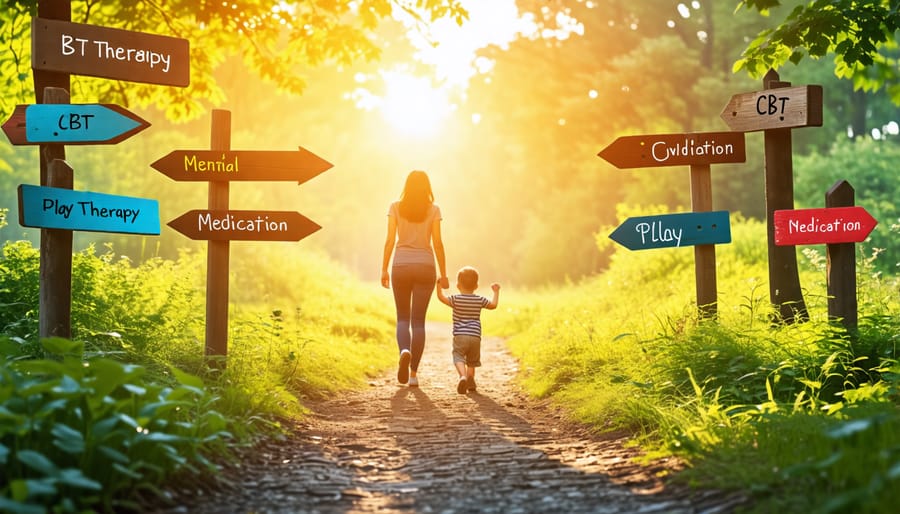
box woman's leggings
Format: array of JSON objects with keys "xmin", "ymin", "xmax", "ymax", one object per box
[{"xmin": 391, "ymin": 264, "xmax": 436, "ymax": 372}]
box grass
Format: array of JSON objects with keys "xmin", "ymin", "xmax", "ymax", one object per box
[
  {"xmin": 492, "ymin": 215, "xmax": 900, "ymax": 513},
  {"xmin": 0, "ymin": 238, "xmax": 396, "ymax": 512}
]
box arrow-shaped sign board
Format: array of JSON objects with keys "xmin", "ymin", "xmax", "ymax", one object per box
[
  {"xmin": 18, "ymin": 185, "xmax": 160, "ymax": 235},
  {"xmin": 151, "ymin": 148, "xmax": 333, "ymax": 183},
  {"xmin": 31, "ymin": 17, "xmax": 190, "ymax": 87},
  {"xmin": 2, "ymin": 104, "xmax": 150, "ymax": 145},
  {"xmin": 168, "ymin": 210, "xmax": 321, "ymax": 242},
  {"xmin": 598, "ymin": 131, "xmax": 746, "ymax": 169},
  {"xmin": 609, "ymin": 211, "xmax": 731, "ymax": 251},
  {"xmin": 774, "ymin": 206, "xmax": 877, "ymax": 246},
  {"xmin": 720, "ymin": 85, "xmax": 823, "ymax": 132}
]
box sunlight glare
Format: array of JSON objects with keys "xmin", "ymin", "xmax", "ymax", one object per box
[{"xmin": 379, "ymin": 71, "xmax": 454, "ymax": 137}]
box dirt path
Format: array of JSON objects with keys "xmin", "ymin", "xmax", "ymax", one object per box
[{"xmin": 155, "ymin": 322, "xmax": 748, "ymax": 513}]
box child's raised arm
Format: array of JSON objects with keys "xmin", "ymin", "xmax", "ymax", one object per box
[
  {"xmin": 486, "ymin": 283, "xmax": 500, "ymax": 309},
  {"xmin": 435, "ymin": 278, "xmax": 452, "ymax": 307}
]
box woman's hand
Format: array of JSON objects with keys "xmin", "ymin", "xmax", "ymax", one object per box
[
  {"xmin": 381, "ymin": 271, "xmax": 390, "ymax": 288},
  {"xmin": 438, "ymin": 276, "xmax": 450, "ymax": 289}
]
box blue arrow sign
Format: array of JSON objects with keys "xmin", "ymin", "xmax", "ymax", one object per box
[
  {"xmin": 10, "ymin": 104, "xmax": 151, "ymax": 145},
  {"xmin": 18, "ymin": 185, "xmax": 160, "ymax": 235},
  {"xmin": 609, "ymin": 211, "xmax": 731, "ymax": 250}
]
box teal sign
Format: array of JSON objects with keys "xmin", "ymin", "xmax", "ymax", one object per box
[
  {"xmin": 609, "ymin": 211, "xmax": 731, "ymax": 250},
  {"xmin": 22, "ymin": 104, "xmax": 149, "ymax": 144},
  {"xmin": 18, "ymin": 185, "xmax": 160, "ymax": 235}
]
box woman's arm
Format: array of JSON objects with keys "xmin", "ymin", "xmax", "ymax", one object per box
[
  {"xmin": 381, "ymin": 214, "xmax": 397, "ymax": 288},
  {"xmin": 432, "ymin": 218, "xmax": 449, "ymax": 289}
]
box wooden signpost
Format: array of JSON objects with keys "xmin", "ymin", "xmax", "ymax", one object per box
[
  {"xmin": 157, "ymin": 110, "xmax": 333, "ymax": 362},
  {"xmin": 609, "ymin": 211, "xmax": 731, "ymax": 251},
  {"xmin": 774, "ymin": 206, "xmax": 877, "ymax": 246},
  {"xmin": 22, "ymin": 2, "xmax": 189, "ymax": 340},
  {"xmin": 773, "ymin": 180, "xmax": 877, "ymax": 329},
  {"xmin": 31, "ymin": 17, "xmax": 190, "ymax": 87},
  {"xmin": 2, "ymin": 103, "xmax": 150, "ymax": 145},
  {"xmin": 720, "ymin": 70, "xmax": 824, "ymax": 323},
  {"xmin": 599, "ymin": 131, "xmax": 746, "ymax": 317},
  {"xmin": 18, "ymin": 183, "xmax": 160, "ymax": 235},
  {"xmin": 167, "ymin": 210, "xmax": 321, "ymax": 242}
]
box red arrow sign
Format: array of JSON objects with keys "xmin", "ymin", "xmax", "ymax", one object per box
[
  {"xmin": 598, "ymin": 131, "xmax": 745, "ymax": 169},
  {"xmin": 168, "ymin": 210, "xmax": 321, "ymax": 241},
  {"xmin": 151, "ymin": 147, "xmax": 333, "ymax": 183},
  {"xmin": 774, "ymin": 206, "xmax": 877, "ymax": 246},
  {"xmin": 720, "ymin": 85, "xmax": 823, "ymax": 132}
]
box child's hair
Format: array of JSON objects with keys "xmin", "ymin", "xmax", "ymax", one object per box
[{"xmin": 457, "ymin": 266, "xmax": 479, "ymax": 290}]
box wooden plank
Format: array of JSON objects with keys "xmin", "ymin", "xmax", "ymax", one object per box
[
  {"xmin": 168, "ymin": 210, "xmax": 321, "ymax": 241},
  {"xmin": 774, "ymin": 206, "xmax": 877, "ymax": 245},
  {"xmin": 2, "ymin": 103, "xmax": 150, "ymax": 145},
  {"xmin": 151, "ymin": 148, "xmax": 334, "ymax": 183},
  {"xmin": 206, "ymin": 110, "xmax": 230, "ymax": 361},
  {"xmin": 691, "ymin": 163, "xmax": 717, "ymax": 318},
  {"xmin": 32, "ymin": 17, "xmax": 190, "ymax": 86},
  {"xmin": 720, "ymin": 84, "xmax": 823, "ymax": 132},
  {"xmin": 18, "ymin": 184, "xmax": 160, "ymax": 235},
  {"xmin": 598, "ymin": 131, "xmax": 746, "ymax": 169}
]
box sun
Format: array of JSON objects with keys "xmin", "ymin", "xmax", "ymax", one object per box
[{"xmin": 378, "ymin": 71, "xmax": 454, "ymax": 137}]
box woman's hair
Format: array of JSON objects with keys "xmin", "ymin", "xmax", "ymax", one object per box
[{"xmin": 398, "ymin": 170, "xmax": 434, "ymax": 222}]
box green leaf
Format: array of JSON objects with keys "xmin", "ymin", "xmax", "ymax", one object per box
[
  {"xmin": 40, "ymin": 338, "xmax": 83, "ymax": 357},
  {"xmin": 56, "ymin": 469, "xmax": 102, "ymax": 491},
  {"xmin": 169, "ymin": 365, "xmax": 205, "ymax": 390},
  {"xmin": 16, "ymin": 450, "xmax": 57, "ymax": 476},
  {"xmin": 0, "ymin": 496, "xmax": 46, "ymax": 514},
  {"xmin": 51, "ymin": 423, "xmax": 85, "ymax": 454}
]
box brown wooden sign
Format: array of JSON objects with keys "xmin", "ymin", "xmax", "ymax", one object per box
[
  {"xmin": 720, "ymin": 85, "xmax": 823, "ymax": 132},
  {"xmin": 151, "ymin": 148, "xmax": 333, "ymax": 183},
  {"xmin": 598, "ymin": 131, "xmax": 746, "ymax": 169},
  {"xmin": 32, "ymin": 17, "xmax": 190, "ymax": 87},
  {"xmin": 168, "ymin": 209, "xmax": 321, "ymax": 241}
]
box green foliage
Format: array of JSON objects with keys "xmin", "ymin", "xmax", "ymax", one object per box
[
  {"xmin": 0, "ymin": 0, "xmax": 467, "ymax": 122},
  {"xmin": 497, "ymin": 214, "xmax": 900, "ymax": 512},
  {"xmin": 736, "ymin": 0, "xmax": 900, "ymax": 103},
  {"xmin": 793, "ymin": 136, "xmax": 900, "ymax": 273},
  {"xmin": 0, "ymin": 338, "xmax": 231, "ymax": 512},
  {"xmin": 0, "ymin": 240, "xmax": 396, "ymax": 511}
]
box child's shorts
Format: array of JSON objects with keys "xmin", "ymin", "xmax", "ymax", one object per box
[{"xmin": 452, "ymin": 335, "xmax": 482, "ymax": 367}]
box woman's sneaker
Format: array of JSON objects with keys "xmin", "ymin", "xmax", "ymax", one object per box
[
  {"xmin": 457, "ymin": 377, "xmax": 468, "ymax": 394},
  {"xmin": 397, "ymin": 350, "xmax": 411, "ymax": 384}
]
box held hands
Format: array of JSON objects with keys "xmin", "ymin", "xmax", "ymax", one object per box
[
  {"xmin": 438, "ymin": 276, "xmax": 450, "ymax": 289},
  {"xmin": 381, "ymin": 271, "xmax": 390, "ymax": 288}
]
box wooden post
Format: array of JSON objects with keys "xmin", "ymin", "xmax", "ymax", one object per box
[
  {"xmin": 38, "ymin": 88, "xmax": 73, "ymax": 339},
  {"xmin": 206, "ymin": 110, "xmax": 231, "ymax": 362},
  {"xmin": 690, "ymin": 163, "xmax": 717, "ymax": 318},
  {"xmin": 825, "ymin": 180, "xmax": 858, "ymax": 329},
  {"xmin": 762, "ymin": 69, "xmax": 808, "ymax": 323},
  {"xmin": 35, "ymin": 1, "xmax": 72, "ymax": 339}
]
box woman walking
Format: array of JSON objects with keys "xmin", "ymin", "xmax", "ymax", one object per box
[{"xmin": 382, "ymin": 170, "xmax": 450, "ymax": 387}]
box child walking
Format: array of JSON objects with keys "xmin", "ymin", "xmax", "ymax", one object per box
[{"xmin": 436, "ymin": 266, "xmax": 500, "ymax": 394}]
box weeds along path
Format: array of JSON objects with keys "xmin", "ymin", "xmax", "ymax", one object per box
[{"xmin": 156, "ymin": 321, "xmax": 748, "ymax": 514}]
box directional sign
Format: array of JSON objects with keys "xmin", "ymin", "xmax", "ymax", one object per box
[
  {"xmin": 18, "ymin": 184, "xmax": 160, "ymax": 235},
  {"xmin": 598, "ymin": 131, "xmax": 746, "ymax": 169},
  {"xmin": 774, "ymin": 206, "xmax": 877, "ymax": 246},
  {"xmin": 609, "ymin": 211, "xmax": 731, "ymax": 251},
  {"xmin": 2, "ymin": 104, "xmax": 150, "ymax": 145},
  {"xmin": 168, "ymin": 210, "xmax": 321, "ymax": 242},
  {"xmin": 151, "ymin": 148, "xmax": 333, "ymax": 183},
  {"xmin": 720, "ymin": 85, "xmax": 823, "ymax": 132},
  {"xmin": 31, "ymin": 17, "xmax": 190, "ymax": 87}
]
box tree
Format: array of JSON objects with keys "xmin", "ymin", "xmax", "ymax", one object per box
[
  {"xmin": 0, "ymin": 0, "xmax": 466, "ymax": 121},
  {"xmin": 735, "ymin": 0, "xmax": 900, "ymax": 104}
]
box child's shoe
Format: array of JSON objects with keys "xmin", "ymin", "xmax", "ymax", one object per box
[
  {"xmin": 457, "ymin": 376, "xmax": 468, "ymax": 394},
  {"xmin": 467, "ymin": 376, "xmax": 477, "ymax": 392},
  {"xmin": 408, "ymin": 376, "xmax": 419, "ymax": 387}
]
